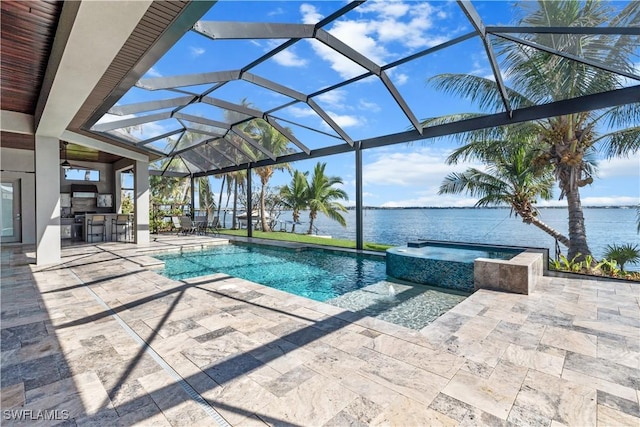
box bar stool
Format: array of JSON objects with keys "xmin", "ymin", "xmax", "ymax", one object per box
[
  {"xmin": 111, "ymin": 214, "xmax": 133, "ymax": 242},
  {"xmin": 87, "ymin": 215, "xmax": 106, "ymax": 243}
]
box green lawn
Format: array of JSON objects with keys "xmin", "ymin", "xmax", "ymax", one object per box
[{"xmin": 217, "ymin": 229, "xmax": 392, "ymax": 252}]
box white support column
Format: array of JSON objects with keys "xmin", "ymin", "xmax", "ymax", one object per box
[
  {"xmin": 114, "ymin": 170, "xmax": 123, "ymax": 213},
  {"xmin": 36, "ymin": 1, "xmax": 153, "ymax": 136},
  {"xmin": 134, "ymin": 159, "xmax": 149, "ymax": 244},
  {"xmin": 35, "ymin": 136, "xmax": 61, "ymax": 265}
]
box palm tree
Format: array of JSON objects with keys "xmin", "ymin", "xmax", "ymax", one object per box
[
  {"xmin": 252, "ymin": 121, "xmax": 293, "ymax": 231},
  {"xmin": 306, "ymin": 162, "xmax": 348, "ymax": 235},
  {"xmin": 428, "ymin": 0, "xmax": 640, "ymax": 261},
  {"xmin": 149, "ymin": 158, "xmax": 190, "ymax": 204},
  {"xmin": 229, "ymin": 170, "xmax": 246, "ymax": 229},
  {"xmin": 279, "ymin": 170, "xmax": 309, "ymax": 233},
  {"xmin": 215, "ymin": 174, "xmax": 225, "ymax": 221},
  {"xmin": 604, "ymin": 243, "xmax": 640, "ymax": 272},
  {"xmin": 220, "ymin": 99, "xmax": 258, "ymax": 230},
  {"xmin": 197, "ymin": 176, "xmax": 216, "ymax": 220},
  {"xmin": 439, "ymin": 143, "xmax": 570, "ymax": 247}
]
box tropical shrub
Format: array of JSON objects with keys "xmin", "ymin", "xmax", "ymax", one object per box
[
  {"xmin": 603, "ymin": 243, "xmax": 640, "ymax": 272},
  {"xmin": 549, "ymin": 252, "xmax": 640, "ymax": 281}
]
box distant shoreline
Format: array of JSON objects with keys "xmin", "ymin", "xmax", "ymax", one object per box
[{"xmin": 347, "ymin": 205, "xmax": 637, "ymax": 210}]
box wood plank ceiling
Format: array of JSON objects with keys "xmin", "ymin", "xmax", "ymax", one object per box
[
  {"xmin": 0, "ymin": 0, "xmax": 127, "ymax": 164},
  {"xmin": 1, "ymin": 0, "xmax": 62, "ymax": 114},
  {"xmin": 1, "ymin": 1, "xmax": 189, "ymax": 165}
]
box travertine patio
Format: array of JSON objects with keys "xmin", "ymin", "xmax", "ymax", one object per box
[{"xmin": 1, "ymin": 235, "xmax": 639, "ymax": 426}]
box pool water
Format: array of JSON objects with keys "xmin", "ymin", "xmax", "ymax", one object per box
[
  {"xmin": 157, "ymin": 244, "xmax": 387, "ymax": 301},
  {"xmin": 387, "ymin": 241, "xmax": 524, "ymax": 292},
  {"xmin": 327, "ymin": 281, "xmax": 468, "ymax": 330},
  {"xmin": 156, "ymin": 243, "xmax": 469, "ymax": 330},
  {"xmin": 402, "ymin": 241, "xmax": 522, "ymax": 262}
]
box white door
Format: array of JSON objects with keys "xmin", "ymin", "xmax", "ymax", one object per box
[{"xmin": 1, "ymin": 179, "xmax": 22, "ymax": 243}]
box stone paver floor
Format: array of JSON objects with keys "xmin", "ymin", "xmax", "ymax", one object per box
[{"xmin": 1, "ymin": 235, "xmax": 639, "ymax": 426}]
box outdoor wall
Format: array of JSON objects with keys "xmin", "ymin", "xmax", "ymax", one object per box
[
  {"xmin": 59, "ymin": 161, "xmax": 114, "ymax": 194},
  {"xmin": 113, "ymin": 158, "xmax": 135, "ymax": 214},
  {"xmin": 0, "ymin": 147, "xmax": 36, "ymax": 244},
  {"xmin": 474, "ymin": 251, "xmax": 544, "ymax": 295}
]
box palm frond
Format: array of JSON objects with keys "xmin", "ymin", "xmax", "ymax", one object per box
[
  {"xmin": 428, "ymin": 74, "xmax": 532, "ymax": 112},
  {"xmin": 596, "ymin": 127, "xmax": 640, "ymax": 159}
]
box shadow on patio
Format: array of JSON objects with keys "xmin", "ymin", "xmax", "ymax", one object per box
[{"xmin": 4, "ymin": 238, "xmax": 640, "ymax": 426}]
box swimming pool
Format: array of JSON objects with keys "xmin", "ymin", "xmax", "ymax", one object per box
[
  {"xmin": 155, "ymin": 243, "xmax": 468, "ymax": 329},
  {"xmin": 157, "ymin": 243, "xmax": 387, "ymax": 301},
  {"xmin": 387, "ymin": 240, "xmax": 524, "ymax": 292}
]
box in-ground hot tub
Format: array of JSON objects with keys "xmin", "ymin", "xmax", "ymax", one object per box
[{"xmin": 386, "ymin": 240, "xmax": 526, "ymax": 292}]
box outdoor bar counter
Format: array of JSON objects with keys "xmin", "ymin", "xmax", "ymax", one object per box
[{"xmin": 83, "ymin": 213, "xmax": 133, "ymax": 242}]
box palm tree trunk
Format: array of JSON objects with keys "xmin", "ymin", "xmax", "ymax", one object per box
[
  {"xmin": 260, "ymin": 183, "xmax": 271, "ymax": 232},
  {"xmin": 566, "ymin": 187, "xmax": 592, "ymax": 260},
  {"xmin": 216, "ymin": 175, "xmax": 225, "ymax": 220},
  {"xmin": 527, "ymin": 217, "xmax": 570, "ymax": 248},
  {"xmin": 223, "ymin": 183, "xmax": 232, "ymax": 229},
  {"xmin": 308, "ymin": 211, "xmax": 316, "ymax": 234},
  {"xmin": 291, "ymin": 210, "xmax": 298, "ymax": 233},
  {"xmin": 232, "ymin": 180, "xmax": 238, "ymax": 229}
]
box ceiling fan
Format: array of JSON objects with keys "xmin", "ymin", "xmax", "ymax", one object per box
[
  {"xmin": 60, "ymin": 141, "xmax": 71, "ymax": 169},
  {"xmin": 60, "ymin": 142, "xmax": 91, "ymax": 170}
]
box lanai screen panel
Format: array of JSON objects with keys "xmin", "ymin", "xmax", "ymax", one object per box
[{"xmin": 87, "ymin": 0, "xmax": 639, "ymax": 176}]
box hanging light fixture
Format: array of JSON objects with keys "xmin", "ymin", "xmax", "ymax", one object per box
[{"xmin": 61, "ymin": 142, "xmax": 71, "ymax": 169}]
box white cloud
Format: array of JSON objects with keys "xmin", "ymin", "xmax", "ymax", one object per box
[
  {"xmin": 300, "ymin": 1, "xmax": 448, "ymax": 79},
  {"xmin": 94, "ymin": 113, "xmax": 174, "ymax": 143},
  {"xmin": 315, "ymin": 90, "xmax": 347, "ymax": 108},
  {"xmin": 300, "ymin": 3, "xmax": 323, "ymax": 24},
  {"xmin": 327, "ymin": 112, "xmax": 361, "ymax": 128},
  {"xmin": 360, "ymin": 1, "xmax": 439, "ymax": 49},
  {"xmin": 468, "ymin": 55, "xmax": 495, "ymax": 81},
  {"xmin": 363, "ymin": 147, "xmax": 480, "ymax": 187},
  {"xmin": 95, "ymin": 113, "xmax": 135, "ymax": 124},
  {"xmin": 581, "ymin": 196, "xmax": 639, "ymax": 206},
  {"xmin": 268, "ymin": 7, "xmax": 285, "ymax": 16},
  {"xmin": 140, "ymin": 121, "xmax": 173, "ymax": 139},
  {"xmin": 362, "ymin": 147, "xmax": 486, "ymax": 207},
  {"xmin": 536, "ymin": 196, "xmax": 639, "ymax": 207},
  {"xmin": 287, "ymin": 106, "xmax": 317, "ymax": 118},
  {"xmin": 273, "ymin": 49, "xmax": 308, "ymax": 67},
  {"xmin": 394, "ymin": 73, "xmax": 409, "ymax": 86},
  {"xmin": 597, "ymin": 156, "xmax": 640, "ymax": 178},
  {"xmin": 305, "ymin": 37, "xmax": 370, "ymax": 79},
  {"xmin": 329, "ymin": 19, "xmax": 389, "ymax": 64},
  {"xmin": 146, "ymin": 67, "xmax": 162, "ymax": 78},
  {"xmin": 381, "ymin": 195, "xmax": 478, "ymax": 208},
  {"xmin": 265, "ymin": 40, "xmax": 308, "ymax": 67},
  {"xmin": 190, "ymin": 46, "xmax": 205, "ymax": 57},
  {"xmin": 358, "ymin": 100, "xmax": 381, "ymax": 113},
  {"xmin": 287, "ymin": 104, "xmax": 364, "ymax": 131},
  {"xmin": 359, "ymin": 0, "xmax": 410, "ymax": 18}
]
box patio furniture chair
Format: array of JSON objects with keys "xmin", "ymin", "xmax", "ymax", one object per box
[
  {"xmin": 193, "ymin": 212, "xmax": 208, "ymax": 235},
  {"xmin": 171, "ymin": 216, "xmax": 182, "ymax": 235},
  {"xmin": 207, "ymin": 216, "xmax": 221, "ymax": 235},
  {"xmin": 87, "ymin": 215, "xmax": 106, "ymax": 243},
  {"xmin": 111, "ymin": 214, "xmax": 133, "ymax": 242},
  {"xmin": 179, "ymin": 216, "xmax": 198, "ymax": 234}
]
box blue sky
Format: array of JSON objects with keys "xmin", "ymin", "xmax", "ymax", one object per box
[{"xmin": 108, "ymin": 0, "xmax": 639, "ymax": 207}]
